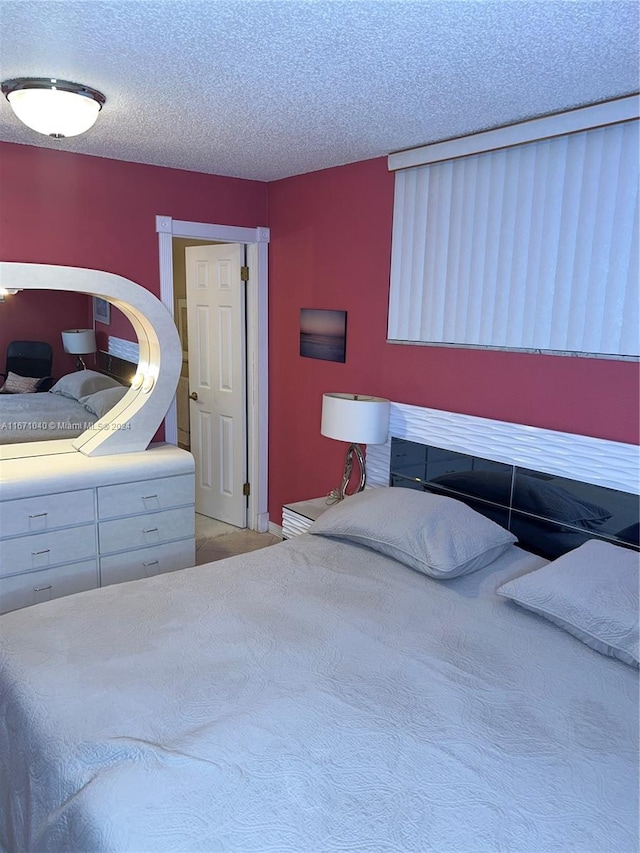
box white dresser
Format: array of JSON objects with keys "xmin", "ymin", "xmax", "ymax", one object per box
[{"xmin": 0, "ymin": 443, "xmax": 195, "ymax": 614}]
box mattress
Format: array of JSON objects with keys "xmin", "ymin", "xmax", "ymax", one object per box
[
  {"xmin": 0, "ymin": 392, "xmax": 97, "ymax": 443},
  {"xmin": 0, "ymin": 534, "xmax": 637, "ymax": 852}
]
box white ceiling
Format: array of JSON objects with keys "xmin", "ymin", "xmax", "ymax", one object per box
[{"xmin": 0, "ymin": 1, "xmax": 637, "ymax": 183}]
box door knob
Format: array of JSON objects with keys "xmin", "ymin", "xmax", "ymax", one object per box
[{"xmin": 189, "ymin": 391, "xmax": 198, "ymax": 401}]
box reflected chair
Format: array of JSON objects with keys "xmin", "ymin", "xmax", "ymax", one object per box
[{"xmin": 0, "ymin": 340, "xmax": 54, "ymax": 392}]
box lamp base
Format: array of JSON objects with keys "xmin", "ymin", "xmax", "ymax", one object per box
[
  {"xmin": 76, "ymin": 355, "xmax": 87, "ymax": 370},
  {"xmin": 328, "ymin": 443, "xmax": 366, "ymax": 504}
]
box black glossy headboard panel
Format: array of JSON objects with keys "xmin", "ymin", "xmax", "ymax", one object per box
[
  {"xmin": 389, "ymin": 438, "xmax": 639, "ymax": 559},
  {"xmin": 95, "ymin": 351, "xmax": 136, "ymax": 386}
]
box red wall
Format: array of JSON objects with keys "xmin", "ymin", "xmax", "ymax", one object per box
[
  {"xmin": 94, "ymin": 305, "xmax": 136, "ymax": 353},
  {"xmin": 0, "ymin": 289, "xmax": 92, "ymax": 378},
  {"xmin": 0, "ymin": 142, "xmax": 267, "ymax": 289},
  {"xmin": 267, "ymin": 157, "xmax": 640, "ymax": 520},
  {"xmin": 0, "ymin": 141, "xmax": 267, "ymax": 440},
  {"xmin": 1, "ymin": 143, "xmax": 637, "ymax": 526}
]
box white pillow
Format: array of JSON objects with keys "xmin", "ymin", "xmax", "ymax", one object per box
[
  {"xmin": 309, "ymin": 487, "xmax": 517, "ymax": 579},
  {"xmin": 50, "ymin": 370, "xmax": 120, "ymax": 401},
  {"xmin": 497, "ymin": 539, "xmax": 639, "ymax": 667},
  {"xmin": 80, "ymin": 385, "xmax": 128, "ymax": 418},
  {"xmin": 0, "ymin": 371, "xmax": 40, "ymax": 393}
]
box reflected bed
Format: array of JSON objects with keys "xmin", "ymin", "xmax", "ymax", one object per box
[
  {"xmin": 0, "ymin": 358, "xmax": 133, "ymax": 444},
  {"xmin": 0, "ymin": 391, "xmax": 99, "ymax": 443}
]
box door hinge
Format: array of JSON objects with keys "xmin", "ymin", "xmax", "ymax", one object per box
[
  {"xmin": 242, "ymin": 482, "xmax": 251, "ymax": 497},
  {"xmin": 240, "ymin": 266, "xmax": 249, "ymax": 282}
]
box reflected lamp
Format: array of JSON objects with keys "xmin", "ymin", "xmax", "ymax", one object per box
[{"xmin": 62, "ymin": 329, "xmax": 97, "ymax": 370}]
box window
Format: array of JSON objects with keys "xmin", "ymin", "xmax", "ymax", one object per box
[{"xmin": 387, "ymin": 97, "xmax": 639, "ymax": 359}]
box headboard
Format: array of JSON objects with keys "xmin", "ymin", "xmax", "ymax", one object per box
[
  {"xmin": 389, "ymin": 438, "xmax": 639, "ymax": 559},
  {"xmin": 366, "ymin": 402, "xmax": 639, "ymax": 560},
  {"xmin": 95, "ymin": 351, "xmax": 136, "ymax": 387}
]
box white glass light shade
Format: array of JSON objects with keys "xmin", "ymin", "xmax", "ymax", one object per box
[
  {"xmin": 321, "ymin": 393, "xmax": 390, "ymax": 445},
  {"xmin": 62, "ymin": 329, "xmax": 97, "ymax": 355},
  {"xmin": 8, "ymin": 88, "xmax": 100, "ymax": 137},
  {"xmin": 3, "ymin": 79, "xmax": 105, "ymax": 138}
]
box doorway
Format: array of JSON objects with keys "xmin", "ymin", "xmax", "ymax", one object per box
[
  {"xmin": 186, "ymin": 242, "xmax": 247, "ymax": 527},
  {"xmin": 171, "ymin": 237, "xmax": 214, "ymax": 454},
  {"xmin": 156, "ymin": 216, "xmax": 270, "ymax": 533}
]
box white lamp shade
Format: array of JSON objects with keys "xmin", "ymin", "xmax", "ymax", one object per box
[
  {"xmin": 7, "ymin": 86, "xmax": 102, "ymax": 137},
  {"xmin": 321, "ymin": 393, "xmax": 390, "ymax": 445},
  {"xmin": 62, "ymin": 329, "xmax": 97, "ymax": 355}
]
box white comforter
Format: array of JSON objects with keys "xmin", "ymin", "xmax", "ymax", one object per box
[
  {"xmin": 0, "ymin": 535, "xmax": 637, "ymax": 852},
  {"xmin": 0, "ymin": 393, "xmax": 97, "ymax": 443}
]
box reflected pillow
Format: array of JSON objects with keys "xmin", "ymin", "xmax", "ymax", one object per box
[
  {"xmin": 0, "ymin": 371, "xmax": 40, "ymax": 393},
  {"xmin": 431, "ymin": 471, "xmax": 611, "ymax": 528},
  {"xmin": 309, "ymin": 487, "xmax": 517, "ymax": 579},
  {"xmin": 617, "ymin": 523, "xmax": 640, "ymax": 547},
  {"xmin": 50, "ymin": 370, "xmax": 121, "ymax": 402},
  {"xmin": 80, "ymin": 385, "xmax": 128, "ymax": 418},
  {"xmin": 497, "ymin": 539, "xmax": 639, "ymax": 667}
]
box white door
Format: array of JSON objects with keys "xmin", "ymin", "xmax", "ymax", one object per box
[{"xmin": 185, "ymin": 244, "xmax": 247, "ymax": 527}]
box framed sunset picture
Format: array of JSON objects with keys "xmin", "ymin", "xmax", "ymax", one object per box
[{"xmin": 300, "ymin": 309, "xmax": 347, "ymax": 363}]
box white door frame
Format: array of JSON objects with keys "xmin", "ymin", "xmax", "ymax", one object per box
[{"xmin": 156, "ymin": 215, "xmax": 270, "ymax": 533}]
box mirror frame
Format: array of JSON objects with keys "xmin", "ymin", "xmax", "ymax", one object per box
[{"xmin": 0, "ymin": 262, "xmax": 181, "ymax": 461}]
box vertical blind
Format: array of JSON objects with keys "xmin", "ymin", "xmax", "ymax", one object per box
[{"xmin": 388, "ymin": 115, "xmax": 639, "ymax": 358}]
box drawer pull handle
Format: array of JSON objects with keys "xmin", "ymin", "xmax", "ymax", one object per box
[
  {"xmin": 142, "ymin": 494, "xmax": 158, "ymax": 500},
  {"xmin": 143, "ymin": 527, "xmax": 158, "ymax": 534},
  {"xmin": 29, "ymin": 512, "xmax": 48, "ymax": 519},
  {"xmin": 143, "ymin": 560, "xmax": 159, "ymax": 567},
  {"xmin": 31, "ymin": 549, "xmax": 51, "ymax": 556},
  {"xmin": 33, "ymin": 584, "xmax": 52, "ymax": 592}
]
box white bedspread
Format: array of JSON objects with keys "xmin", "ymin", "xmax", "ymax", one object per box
[
  {"xmin": 0, "ymin": 535, "xmax": 637, "ymax": 852},
  {"xmin": 0, "ymin": 393, "xmax": 96, "ymax": 443}
]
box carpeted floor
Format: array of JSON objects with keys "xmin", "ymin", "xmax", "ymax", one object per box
[{"xmin": 195, "ymin": 514, "xmax": 281, "ymax": 565}]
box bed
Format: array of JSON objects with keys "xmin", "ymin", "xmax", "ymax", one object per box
[
  {"xmin": 0, "ymin": 360, "xmax": 131, "ymax": 444},
  {"xmin": 0, "ymin": 426, "xmax": 638, "ymax": 852}
]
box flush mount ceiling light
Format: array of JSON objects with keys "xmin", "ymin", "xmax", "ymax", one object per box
[{"xmin": 1, "ymin": 77, "xmax": 106, "ymax": 138}]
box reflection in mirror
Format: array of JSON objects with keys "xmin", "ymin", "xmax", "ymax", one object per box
[
  {"xmin": 0, "ymin": 289, "xmax": 138, "ymax": 446},
  {"xmin": 0, "ymin": 353, "xmax": 138, "ymax": 445},
  {"xmin": 0, "ymin": 261, "xmax": 183, "ymax": 462}
]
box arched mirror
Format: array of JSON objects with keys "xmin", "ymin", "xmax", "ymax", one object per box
[{"xmin": 0, "ymin": 262, "xmax": 181, "ymax": 462}]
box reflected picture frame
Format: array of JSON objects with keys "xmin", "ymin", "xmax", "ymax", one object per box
[{"xmin": 93, "ymin": 296, "xmax": 111, "ymax": 325}]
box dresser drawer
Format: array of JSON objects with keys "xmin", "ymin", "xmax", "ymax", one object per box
[
  {"xmin": 0, "ymin": 560, "xmax": 98, "ymax": 614},
  {"xmin": 0, "ymin": 490, "xmax": 95, "ymax": 539},
  {"xmin": 98, "ymin": 506, "xmax": 195, "ymax": 555},
  {"xmin": 100, "ymin": 539, "xmax": 195, "ymax": 586},
  {"xmin": 97, "ymin": 475, "xmax": 194, "ymax": 520},
  {"xmin": 0, "ymin": 524, "xmax": 96, "ymax": 578}
]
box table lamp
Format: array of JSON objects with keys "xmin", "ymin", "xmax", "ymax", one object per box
[{"xmin": 321, "ymin": 392, "xmax": 390, "ymax": 502}]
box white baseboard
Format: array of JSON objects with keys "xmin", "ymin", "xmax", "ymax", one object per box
[{"xmin": 268, "ymin": 520, "xmax": 283, "ymax": 538}]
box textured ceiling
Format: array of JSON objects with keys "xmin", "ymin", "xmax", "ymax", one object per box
[{"xmin": 0, "ymin": 1, "xmax": 637, "ymax": 182}]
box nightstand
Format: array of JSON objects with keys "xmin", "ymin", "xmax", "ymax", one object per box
[{"xmin": 282, "ymin": 497, "xmax": 332, "ymax": 538}]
